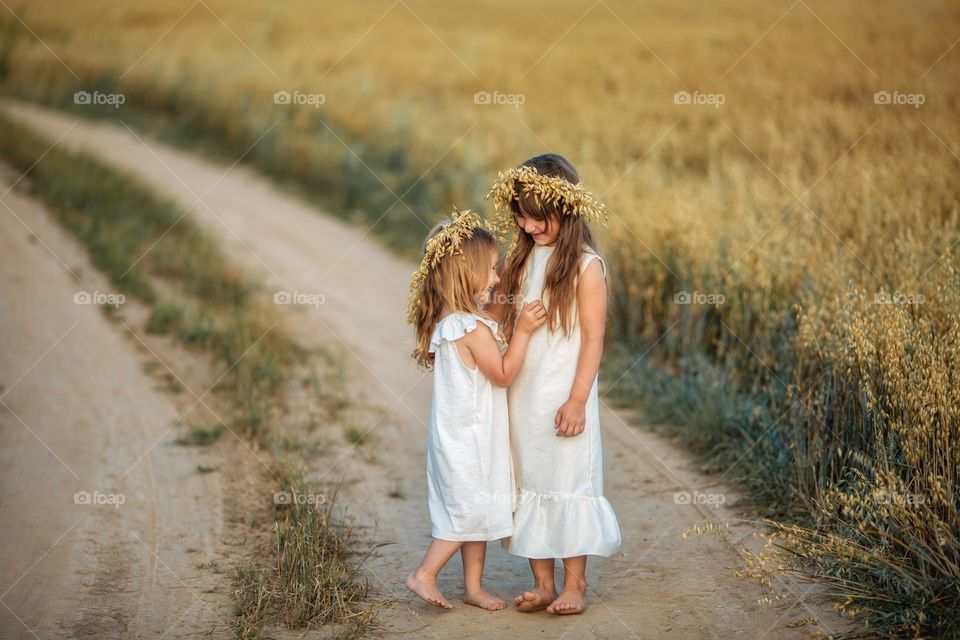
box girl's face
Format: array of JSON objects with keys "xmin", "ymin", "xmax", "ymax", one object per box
[
  {"xmin": 515, "ymin": 212, "xmax": 560, "ymax": 246},
  {"xmin": 475, "ymin": 247, "xmax": 500, "ymax": 306}
]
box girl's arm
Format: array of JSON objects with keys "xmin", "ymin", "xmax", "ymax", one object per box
[
  {"xmin": 461, "ymin": 301, "xmax": 545, "ymax": 387},
  {"xmin": 555, "ymin": 259, "xmax": 606, "ymax": 437}
]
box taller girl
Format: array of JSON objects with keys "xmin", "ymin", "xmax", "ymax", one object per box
[{"xmin": 487, "ymin": 153, "xmax": 621, "ymax": 615}]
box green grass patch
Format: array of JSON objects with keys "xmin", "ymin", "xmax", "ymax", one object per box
[
  {"xmin": 343, "ymin": 426, "xmax": 368, "ymax": 447},
  {"xmin": 174, "ymin": 424, "xmax": 224, "ymax": 447}
]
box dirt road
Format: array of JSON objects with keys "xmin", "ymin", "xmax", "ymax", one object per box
[{"xmin": 0, "ymin": 99, "xmax": 843, "ymax": 639}]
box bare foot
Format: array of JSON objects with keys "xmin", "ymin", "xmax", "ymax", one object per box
[
  {"xmin": 405, "ymin": 571, "xmax": 454, "ymax": 609},
  {"xmin": 546, "ymin": 588, "xmax": 586, "ymax": 615},
  {"xmin": 514, "ymin": 587, "xmax": 559, "ymax": 612},
  {"xmin": 464, "ymin": 588, "xmax": 507, "ymax": 611}
]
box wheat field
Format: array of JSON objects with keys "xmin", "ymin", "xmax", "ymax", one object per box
[{"xmin": 2, "ymin": 0, "xmax": 959, "ymax": 636}]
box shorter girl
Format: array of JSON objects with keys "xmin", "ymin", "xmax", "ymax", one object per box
[{"xmin": 405, "ymin": 210, "xmax": 547, "ymax": 610}]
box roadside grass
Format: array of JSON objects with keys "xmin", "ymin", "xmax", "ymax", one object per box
[
  {"xmin": 174, "ymin": 424, "xmax": 225, "ymax": 447},
  {"xmin": 235, "ymin": 466, "xmax": 376, "ymax": 640}
]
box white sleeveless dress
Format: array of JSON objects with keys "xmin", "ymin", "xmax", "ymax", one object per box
[
  {"xmin": 426, "ymin": 312, "xmax": 515, "ymax": 541},
  {"xmin": 502, "ymin": 245, "xmax": 622, "ymax": 558}
]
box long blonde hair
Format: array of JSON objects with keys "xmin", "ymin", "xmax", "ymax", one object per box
[
  {"xmin": 411, "ymin": 221, "xmax": 498, "ymax": 369},
  {"xmin": 498, "ymin": 154, "xmax": 600, "ymax": 336}
]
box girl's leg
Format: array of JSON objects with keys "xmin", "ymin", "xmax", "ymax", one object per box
[
  {"xmin": 460, "ymin": 542, "xmax": 507, "ymax": 611},
  {"xmin": 515, "ymin": 558, "xmax": 559, "ymax": 612},
  {"xmin": 405, "ymin": 538, "xmax": 462, "ymax": 608},
  {"xmin": 546, "ymin": 555, "xmax": 587, "ymax": 615}
]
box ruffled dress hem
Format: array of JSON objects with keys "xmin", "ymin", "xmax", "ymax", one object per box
[{"xmin": 500, "ymin": 488, "xmax": 621, "ymax": 558}]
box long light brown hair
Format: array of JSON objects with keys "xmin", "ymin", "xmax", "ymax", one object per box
[
  {"xmin": 411, "ymin": 221, "xmax": 498, "ymax": 368},
  {"xmin": 498, "ymin": 154, "xmax": 599, "ymax": 336}
]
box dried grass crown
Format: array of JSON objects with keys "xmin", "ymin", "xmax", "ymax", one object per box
[
  {"xmin": 406, "ymin": 208, "xmax": 498, "ymax": 325},
  {"xmin": 484, "ymin": 165, "xmax": 609, "ymax": 236}
]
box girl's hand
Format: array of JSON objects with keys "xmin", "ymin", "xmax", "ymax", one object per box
[
  {"xmin": 516, "ymin": 300, "xmax": 547, "ymax": 335},
  {"xmin": 555, "ymin": 399, "xmax": 586, "ymax": 437}
]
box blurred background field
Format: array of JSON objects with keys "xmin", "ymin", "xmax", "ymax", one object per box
[{"xmin": 1, "ymin": 1, "xmax": 958, "ymax": 636}]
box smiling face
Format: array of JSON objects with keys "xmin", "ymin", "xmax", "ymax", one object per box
[
  {"xmin": 475, "ymin": 247, "xmax": 501, "ymax": 306},
  {"xmin": 514, "ymin": 211, "xmax": 561, "ymax": 246}
]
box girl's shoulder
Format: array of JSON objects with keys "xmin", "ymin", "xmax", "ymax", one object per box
[
  {"xmin": 429, "ymin": 312, "xmax": 501, "ymax": 354},
  {"xmin": 578, "ymin": 246, "xmax": 607, "ymax": 277}
]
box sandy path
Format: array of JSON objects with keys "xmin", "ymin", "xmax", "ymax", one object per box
[
  {"xmin": 1, "ymin": 99, "xmax": 843, "ymax": 639},
  {"xmin": 0, "ymin": 171, "xmax": 238, "ymax": 637}
]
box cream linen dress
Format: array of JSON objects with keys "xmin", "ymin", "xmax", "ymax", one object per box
[
  {"xmin": 502, "ymin": 245, "xmax": 622, "ymax": 558},
  {"xmin": 426, "ymin": 312, "xmax": 515, "ymax": 541}
]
